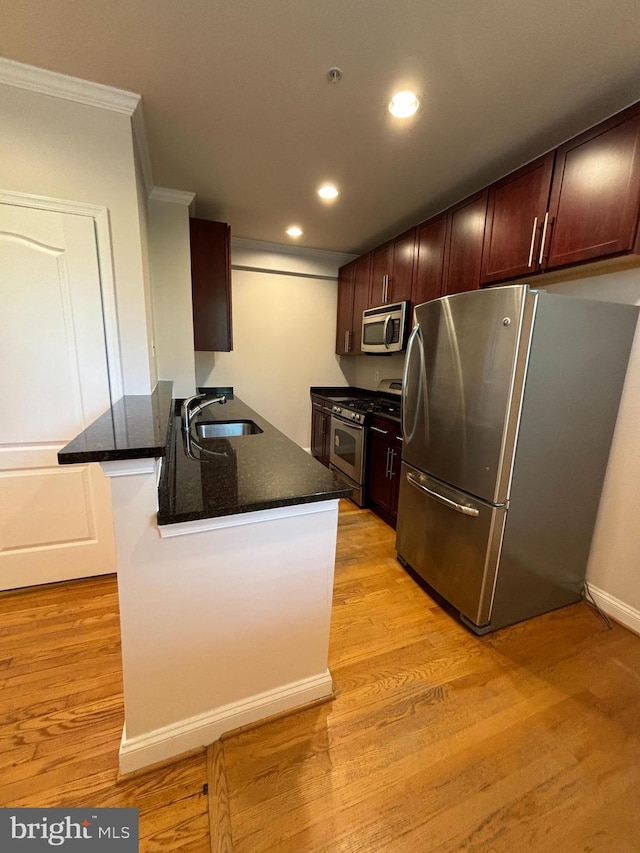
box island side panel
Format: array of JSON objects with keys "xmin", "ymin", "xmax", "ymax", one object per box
[{"xmin": 101, "ymin": 459, "xmax": 339, "ymax": 773}]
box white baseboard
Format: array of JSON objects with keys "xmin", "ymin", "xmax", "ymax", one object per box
[
  {"xmin": 585, "ymin": 583, "xmax": 640, "ymax": 636},
  {"xmin": 119, "ymin": 670, "xmax": 333, "ymax": 774}
]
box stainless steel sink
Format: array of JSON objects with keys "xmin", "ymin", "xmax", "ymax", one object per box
[{"xmin": 195, "ymin": 420, "xmax": 263, "ymax": 438}]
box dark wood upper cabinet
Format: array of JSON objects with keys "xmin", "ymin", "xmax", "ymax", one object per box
[
  {"xmin": 190, "ymin": 218, "xmax": 232, "ymax": 352},
  {"xmin": 480, "ymin": 153, "xmax": 555, "ymax": 284},
  {"xmin": 335, "ymin": 260, "xmax": 355, "ymax": 355},
  {"xmin": 337, "ymin": 102, "xmax": 640, "ymax": 350},
  {"xmin": 544, "ymin": 104, "xmax": 640, "ymax": 270},
  {"xmin": 442, "ymin": 190, "xmax": 488, "ymax": 296},
  {"xmin": 369, "ymin": 243, "xmax": 393, "ymax": 307},
  {"xmin": 335, "ymin": 253, "xmax": 371, "ymax": 355},
  {"xmin": 412, "ymin": 213, "xmax": 447, "ymax": 306},
  {"xmin": 389, "ymin": 229, "xmax": 416, "ymax": 303},
  {"xmin": 351, "ymin": 253, "xmax": 372, "ymax": 353}
]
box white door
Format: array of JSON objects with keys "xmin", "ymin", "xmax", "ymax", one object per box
[{"xmin": 0, "ymin": 203, "xmax": 116, "ymax": 590}]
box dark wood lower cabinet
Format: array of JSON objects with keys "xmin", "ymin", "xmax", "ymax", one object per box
[
  {"xmin": 311, "ymin": 397, "xmax": 332, "ymax": 466},
  {"xmin": 366, "ymin": 416, "xmax": 403, "ymax": 528}
]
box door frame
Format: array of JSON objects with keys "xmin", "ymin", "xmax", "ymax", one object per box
[{"xmin": 0, "ymin": 188, "xmax": 123, "ymax": 403}]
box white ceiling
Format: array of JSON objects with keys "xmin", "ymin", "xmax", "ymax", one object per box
[{"xmin": 2, "ymin": 0, "xmax": 640, "ymax": 254}]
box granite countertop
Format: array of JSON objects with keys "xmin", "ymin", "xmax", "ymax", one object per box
[
  {"xmin": 58, "ymin": 381, "xmax": 174, "ymax": 464},
  {"xmin": 157, "ymin": 395, "xmax": 351, "ymax": 525},
  {"xmin": 58, "ymin": 384, "xmax": 349, "ymax": 523}
]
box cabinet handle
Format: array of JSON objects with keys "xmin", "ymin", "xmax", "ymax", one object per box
[
  {"xmin": 370, "ymin": 426, "xmax": 389, "ymax": 435},
  {"xmin": 388, "ymin": 448, "xmax": 396, "ymax": 479},
  {"xmin": 396, "ymin": 435, "xmax": 403, "ymax": 442},
  {"xmin": 344, "ymin": 330, "xmax": 349, "ymax": 352},
  {"xmin": 527, "ymin": 216, "xmax": 538, "ymax": 267},
  {"xmin": 538, "ymin": 212, "xmax": 549, "ymax": 265},
  {"xmin": 385, "ymin": 447, "xmax": 391, "ymax": 478}
]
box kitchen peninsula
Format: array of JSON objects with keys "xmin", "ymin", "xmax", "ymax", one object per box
[{"xmin": 59, "ymin": 382, "xmax": 349, "ymax": 773}]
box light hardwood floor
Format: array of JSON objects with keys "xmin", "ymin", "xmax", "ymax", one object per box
[
  {"xmin": 0, "ymin": 574, "xmax": 209, "ymax": 850},
  {"xmin": 2, "ymin": 501, "xmax": 640, "ymax": 852},
  {"xmin": 219, "ymin": 502, "xmax": 640, "ymax": 852}
]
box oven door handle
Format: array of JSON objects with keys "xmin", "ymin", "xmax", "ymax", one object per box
[{"xmin": 331, "ymin": 415, "xmax": 364, "ymax": 432}]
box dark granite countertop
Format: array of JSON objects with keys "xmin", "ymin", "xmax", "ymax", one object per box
[
  {"xmin": 157, "ymin": 396, "xmax": 351, "ymax": 525},
  {"xmin": 58, "ymin": 381, "xmax": 174, "ymax": 464}
]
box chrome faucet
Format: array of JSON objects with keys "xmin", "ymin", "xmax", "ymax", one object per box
[{"xmin": 181, "ymin": 393, "xmax": 227, "ymax": 432}]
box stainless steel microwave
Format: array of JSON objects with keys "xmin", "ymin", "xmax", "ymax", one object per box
[{"xmin": 361, "ymin": 301, "xmax": 410, "ymax": 354}]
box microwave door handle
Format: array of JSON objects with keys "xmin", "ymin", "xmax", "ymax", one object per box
[{"xmin": 383, "ymin": 315, "xmax": 391, "ymax": 349}]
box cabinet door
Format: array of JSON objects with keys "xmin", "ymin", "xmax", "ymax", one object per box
[
  {"xmin": 481, "ymin": 153, "xmax": 554, "ymax": 284},
  {"xmin": 443, "ymin": 190, "xmax": 488, "ymax": 296},
  {"xmin": 321, "ymin": 411, "xmax": 332, "ymax": 465},
  {"xmin": 412, "ymin": 214, "xmax": 446, "ymax": 306},
  {"xmin": 390, "ymin": 229, "xmax": 416, "ymax": 303},
  {"xmin": 336, "ymin": 261, "xmax": 355, "ymax": 354},
  {"xmin": 369, "ymin": 243, "xmax": 393, "ymax": 306},
  {"xmin": 545, "ymin": 105, "xmax": 640, "ymax": 269},
  {"xmin": 311, "ymin": 401, "xmax": 325, "ymax": 460},
  {"xmin": 311, "ymin": 400, "xmax": 331, "ymax": 465},
  {"xmin": 190, "ymin": 218, "xmax": 232, "ymax": 352},
  {"xmin": 351, "ymin": 253, "xmax": 372, "ymax": 354},
  {"xmin": 388, "ymin": 439, "xmax": 402, "ymax": 523},
  {"xmin": 367, "ymin": 417, "xmax": 403, "ymax": 527},
  {"xmin": 367, "ymin": 428, "xmax": 393, "ymax": 513}
]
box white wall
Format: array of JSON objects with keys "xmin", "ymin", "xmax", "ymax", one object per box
[
  {"xmin": 135, "ymin": 150, "xmax": 157, "ymax": 390},
  {"xmin": 0, "ymin": 82, "xmax": 154, "ymax": 394},
  {"xmin": 148, "ymin": 195, "xmax": 196, "ymax": 398},
  {"xmin": 539, "ymin": 268, "xmax": 640, "ymax": 620},
  {"xmin": 196, "ymin": 241, "xmax": 353, "ymax": 448}
]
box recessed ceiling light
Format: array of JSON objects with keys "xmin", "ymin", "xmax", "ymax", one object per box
[
  {"xmin": 286, "ymin": 226, "xmax": 303, "ymax": 238},
  {"xmin": 318, "ymin": 184, "xmax": 339, "ymax": 200},
  {"xmin": 388, "ymin": 91, "xmax": 420, "ymax": 119}
]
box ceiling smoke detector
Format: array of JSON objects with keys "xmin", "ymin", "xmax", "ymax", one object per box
[{"xmin": 327, "ymin": 67, "xmax": 343, "ymax": 84}]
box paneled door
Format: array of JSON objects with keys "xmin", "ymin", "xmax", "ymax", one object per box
[{"xmin": 0, "ymin": 203, "xmax": 115, "ymax": 590}]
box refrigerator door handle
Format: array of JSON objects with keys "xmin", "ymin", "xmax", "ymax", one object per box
[
  {"xmin": 406, "ymin": 471, "xmax": 480, "ymax": 517},
  {"xmin": 401, "ymin": 324, "xmax": 424, "ymax": 445}
]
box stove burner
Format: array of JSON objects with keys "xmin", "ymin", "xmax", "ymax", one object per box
[{"xmin": 333, "ymin": 396, "xmax": 400, "ymax": 416}]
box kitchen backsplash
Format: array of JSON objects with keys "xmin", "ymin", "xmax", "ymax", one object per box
[{"xmin": 339, "ymin": 352, "xmax": 406, "ymax": 391}]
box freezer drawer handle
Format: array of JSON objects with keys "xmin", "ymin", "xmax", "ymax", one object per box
[{"xmin": 406, "ymin": 472, "xmax": 479, "ymax": 517}]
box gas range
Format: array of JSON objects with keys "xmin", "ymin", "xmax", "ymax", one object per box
[
  {"xmin": 331, "ymin": 396, "xmax": 401, "ymax": 425},
  {"xmin": 326, "ymin": 380, "xmax": 402, "ymax": 508}
]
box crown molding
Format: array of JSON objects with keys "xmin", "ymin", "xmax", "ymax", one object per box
[
  {"xmin": 0, "ymin": 56, "xmax": 141, "ymax": 115},
  {"xmin": 231, "ymin": 236, "xmax": 357, "ymax": 267},
  {"xmin": 149, "ymin": 187, "xmax": 196, "ymax": 211},
  {"xmin": 0, "ymin": 58, "xmax": 156, "ymax": 200}
]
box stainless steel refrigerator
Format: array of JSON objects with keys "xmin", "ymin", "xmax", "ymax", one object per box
[{"xmin": 396, "ymin": 284, "xmax": 638, "ymax": 634}]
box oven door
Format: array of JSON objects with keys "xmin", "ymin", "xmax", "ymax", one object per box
[{"xmin": 329, "ymin": 416, "xmax": 365, "ymax": 485}]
